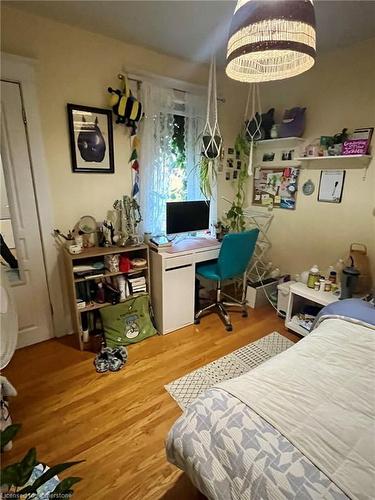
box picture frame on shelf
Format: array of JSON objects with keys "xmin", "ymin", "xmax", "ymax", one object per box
[
  {"xmin": 67, "ymin": 103, "xmax": 115, "ymax": 174},
  {"xmin": 318, "ymin": 170, "xmax": 346, "ymax": 203}
]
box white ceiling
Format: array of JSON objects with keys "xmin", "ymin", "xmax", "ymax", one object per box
[{"xmin": 5, "ymin": 1, "xmax": 375, "ymax": 65}]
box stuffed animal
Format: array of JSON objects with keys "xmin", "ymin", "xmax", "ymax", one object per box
[
  {"xmin": 0, "ymin": 376, "xmax": 17, "ymax": 451},
  {"xmin": 77, "ymin": 115, "xmax": 106, "ymax": 162},
  {"xmin": 246, "ymin": 108, "xmax": 275, "ymax": 141},
  {"xmin": 279, "ymin": 107, "xmax": 306, "ymax": 138},
  {"xmin": 108, "ymin": 74, "xmax": 143, "ymax": 134}
]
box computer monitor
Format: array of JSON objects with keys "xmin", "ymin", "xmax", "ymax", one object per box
[{"xmin": 166, "ymin": 200, "xmax": 210, "ymax": 235}]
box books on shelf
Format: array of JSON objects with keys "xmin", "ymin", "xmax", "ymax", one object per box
[
  {"xmin": 127, "ymin": 275, "xmax": 147, "ymax": 294},
  {"xmin": 75, "ymin": 272, "xmax": 148, "ymax": 308}
]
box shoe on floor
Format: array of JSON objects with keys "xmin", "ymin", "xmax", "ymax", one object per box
[
  {"xmin": 94, "ymin": 350, "xmax": 110, "ymax": 373},
  {"xmin": 108, "ymin": 346, "xmax": 128, "ymax": 372}
]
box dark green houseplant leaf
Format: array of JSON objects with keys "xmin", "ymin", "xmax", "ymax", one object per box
[
  {"xmin": 18, "ymin": 461, "xmax": 84, "ymax": 495},
  {"xmin": 0, "ymin": 423, "xmax": 21, "ymax": 452}
]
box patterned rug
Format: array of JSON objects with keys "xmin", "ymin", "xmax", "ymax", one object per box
[{"xmin": 165, "ymin": 332, "xmax": 294, "ymax": 409}]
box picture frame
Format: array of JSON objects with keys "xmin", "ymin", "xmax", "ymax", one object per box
[
  {"xmin": 67, "ymin": 103, "xmax": 115, "ymax": 173},
  {"xmin": 318, "ymin": 170, "xmax": 346, "ymax": 203}
]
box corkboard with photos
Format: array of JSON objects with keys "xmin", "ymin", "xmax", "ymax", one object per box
[{"xmin": 252, "ymin": 167, "xmax": 300, "ymax": 209}]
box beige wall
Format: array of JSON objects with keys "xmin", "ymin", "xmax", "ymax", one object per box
[
  {"xmin": 1, "ymin": 6, "xmax": 246, "ymax": 229},
  {"xmin": 1, "ymin": 6, "xmax": 247, "ymax": 334},
  {"xmin": 1, "ymin": 5, "xmax": 374, "ymax": 310},
  {"xmin": 0, "ymin": 7, "xmax": 197, "ymax": 229},
  {"xmin": 218, "ymin": 38, "xmax": 375, "ymax": 279}
]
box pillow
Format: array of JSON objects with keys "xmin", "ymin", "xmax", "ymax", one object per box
[{"xmin": 100, "ymin": 293, "xmax": 157, "ymax": 347}]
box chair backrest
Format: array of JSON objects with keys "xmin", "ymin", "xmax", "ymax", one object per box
[{"xmin": 217, "ymin": 229, "xmax": 259, "ymax": 280}]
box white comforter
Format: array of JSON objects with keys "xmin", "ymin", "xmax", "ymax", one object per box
[{"xmin": 218, "ymin": 318, "xmax": 375, "ymax": 500}]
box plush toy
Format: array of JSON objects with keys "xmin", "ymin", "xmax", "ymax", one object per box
[
  {"xmin": 279, "ymin": 107, "xmax": 306, "ymax": 138},
  {"xmin": 246, "ymin": 108, "xmax": 275, "ymax": 141},
  {"xmin": 0, "ymin": 376, "xmax": 17, "ymax": 451},
  {"xmin": 108, "ymin": 74, "xmax": 143, "ymax": 134}
]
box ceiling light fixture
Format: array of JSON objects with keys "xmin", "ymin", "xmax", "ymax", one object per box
[{"xmin": 226, "ymin": 0, "xmax": 316, "ymax": 83}]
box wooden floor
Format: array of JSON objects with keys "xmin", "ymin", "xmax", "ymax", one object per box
[{"xmin": 2, "ymin": 306, "xmax": 299, "ymax": 499}]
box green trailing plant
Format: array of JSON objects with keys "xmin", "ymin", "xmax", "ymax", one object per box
[
  {"xmin": 198, "ymin": 156, "xmax": 217, "ymax": 199},
  {"xmin": 224, "ymin": 128, "xmax": 252, "ymax": 232},
  {"xmin": 1, "ymin": 424, "xmax": 84, "ymax": 498}
]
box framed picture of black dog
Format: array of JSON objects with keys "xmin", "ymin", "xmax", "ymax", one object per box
[{"xmin": 67, "ymin": 104, "xmax": 114, "ymax": 173}]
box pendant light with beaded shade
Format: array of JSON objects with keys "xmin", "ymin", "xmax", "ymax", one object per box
[{"xmin": 226, "ymin": 0, "xmax": 316, "ymax": 83}]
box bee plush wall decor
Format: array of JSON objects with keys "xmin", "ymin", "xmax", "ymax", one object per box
[{"xmin": 108, "ymin": 73, "xmax": 143, "ymax": 134}]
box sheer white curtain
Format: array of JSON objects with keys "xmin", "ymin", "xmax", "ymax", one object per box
[
  {"xmin": 139, "ymin": 82, "xmax": 176, "ymax": 234},
  {"xmin": 185, "ymin": 92, "xmax": 217, "ymax": 228},
  {"xmin": 139, "ymin": 82, "xmax": 216, "ymax": 235}
]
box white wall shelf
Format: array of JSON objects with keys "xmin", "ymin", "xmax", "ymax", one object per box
[
  {"xmin": 258, "ymin": 161, "xmax": 301, "ymax": 169},
  {"xmin": 257, "ymin": 137, "xmax": 305, "ymax": 147},
  {"xmin": 295, "ymin": 155, "xmax": 372, "ymax": 169}
]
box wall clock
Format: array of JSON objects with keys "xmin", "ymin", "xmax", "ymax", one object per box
[{"xmin": 302, "ymin": 179, "xmax": 315, "ymax": 196}]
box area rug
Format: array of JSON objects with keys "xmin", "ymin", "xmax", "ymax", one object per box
[{"xmin": 165, "ymin": 332, "xmax": 294, "ymax": 409}]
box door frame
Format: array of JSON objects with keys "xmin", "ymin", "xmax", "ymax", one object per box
[{"xmin": 1, "ymin": 52, "xmax": 66, "ymax": 340}]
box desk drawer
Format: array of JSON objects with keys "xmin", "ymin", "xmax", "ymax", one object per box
[
  {"xmin": 164, "ymin": 254, "xmax": 193, "ymax": 270},
  {"xmin": 194, "ymin": 248, "xmax": 220, "ymax": 263}
]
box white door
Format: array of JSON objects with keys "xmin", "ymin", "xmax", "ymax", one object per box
[{"xmin": 1, "ymin": 80, "xmax": 53, "ymax": 348}]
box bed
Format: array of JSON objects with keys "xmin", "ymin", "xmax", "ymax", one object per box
[{"xmin": 166, "ymin": 307, "xmax": 375, "ymax": 500}]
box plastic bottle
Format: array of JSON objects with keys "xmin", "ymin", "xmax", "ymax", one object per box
[
  {"xmin": 117, "ymin": 275, "xmax": 127, "ymax": 302},
  {"xmin": 307, "ymin": 265, "xmax": 320, "ymax": 288},
  {"xmin": 95, "ymin": 282, "xmax": 105, "ymax": 304},
  {"xmin": 335, "ymin": 259, "xmax": 345, "ymax": 286}
]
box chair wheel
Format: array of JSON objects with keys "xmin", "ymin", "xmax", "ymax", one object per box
[
  {"xmin": 242, "ymin": 311, "xmax": 248, "ymax": 318},
  {"xmin": 226, "ymin": 325, "xmax": 233, "ymax": 332},
  {"xmin": 194, "ymin": 318, "xmax": 200, "ymax": 325}
]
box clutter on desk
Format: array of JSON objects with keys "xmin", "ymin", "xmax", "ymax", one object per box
[
  {"xmin": 252, "ymin": 167, "xmax": 299, "ymax": 210},
  {"xmin": 214, "ymin": 220, "xmax": 229, "ymax": 241}
]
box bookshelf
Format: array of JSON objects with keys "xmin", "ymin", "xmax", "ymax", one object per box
[{"xmin": 64, "ymin": 244, "xmax": 150, "ymax": 350}]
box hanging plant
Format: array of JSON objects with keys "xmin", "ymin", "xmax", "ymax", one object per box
[
  {"xmin": 198, "ymin": 156, "xmax": 217, "ymax": 199},
  {"xmin": 224, "ymin": 162, "xmax": 248, "ymax": 232},
  {"xmin": 198, "ymin": 55, "xmax": 222, "ymax": 199},
  {"xmin": 224, "ymin": 84, "xmax": 264, "ymax": 231}
]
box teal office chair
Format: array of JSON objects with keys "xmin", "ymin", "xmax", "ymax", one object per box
[{"xmin": 194, "ymin": 229, "xmax": 259, "ymax": 332}]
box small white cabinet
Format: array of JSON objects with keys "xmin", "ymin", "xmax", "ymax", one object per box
[
  {"xmin": 285, "ymin": 282, "xmax": 339, "ymax": 336},
  {"xmin": 163, "ymin": 262, "xmax": 195, "ymax": 333},
  {"xmin": 149, "ymin": 238, "xmax": 221, "ymax": 335}
]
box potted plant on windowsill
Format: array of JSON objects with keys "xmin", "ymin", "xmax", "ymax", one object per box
[{"xmin": 1, "ymin": 424, "xmax": 84, "ymax": 498}]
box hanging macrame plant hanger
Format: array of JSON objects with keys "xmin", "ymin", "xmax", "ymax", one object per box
[
  {"xmin": 199, "ymin": 55, "xmax": 222, "ymax": 198},
  {"xmin": 202, "ymin": 55, "xmax": 222, "ymax": 160},
  {"xmin": 244, "ymin": 83, "xmax": 262, "ymax": 177}
]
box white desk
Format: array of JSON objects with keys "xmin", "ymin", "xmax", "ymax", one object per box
[{"xmin": 149, "ymin": 238, "xmax": 221, "ymax": 334}]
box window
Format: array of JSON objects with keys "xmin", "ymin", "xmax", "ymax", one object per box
[
  {"xmin": 139, "ymin": 83, "xmax": 210, "ymax": 235},
  {"xmin": 169, "ymin": 114, "xmax": 187, "ymax": 201}
]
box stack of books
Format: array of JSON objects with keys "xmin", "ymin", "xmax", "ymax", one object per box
[{"xmin": 127, "ymin": 275, "xmax": 147, "ymax": 295}]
